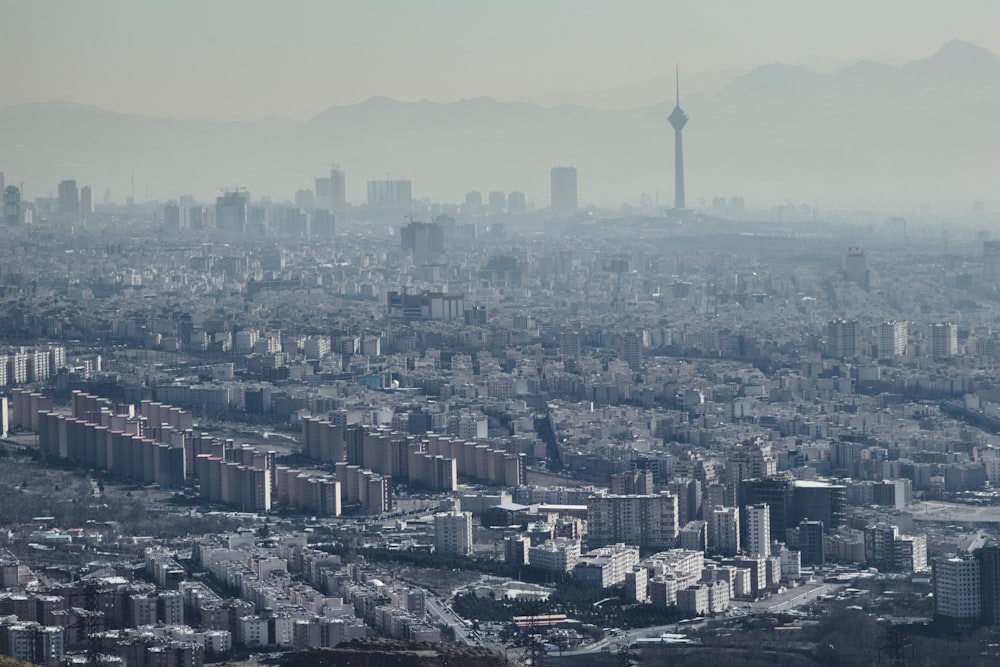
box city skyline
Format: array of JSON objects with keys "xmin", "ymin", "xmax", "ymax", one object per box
[
  {"xmin": 3, "ymin": 33, "xmax": 998, "ymax": 213},
  {"xmin": 3, "ymin": 1, "xmax": 1000, "ymax": 121}
]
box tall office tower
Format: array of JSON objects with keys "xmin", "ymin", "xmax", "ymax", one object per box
[
  {"xmin": 741, "ymin": 477, "xmax": 793, "ymax": 541},
  {"xmin": 864, "ymin": 523, "xmax": 899, "ymax": 572},
  {"xmin": 930, "ymin": 322, "xmax": 959, "ymax": 359},
  {"xmin": 330, "ymin": 165, "xmax": 347, "ymax": 213},
  {"xmin": 985, "ymin": 241, "xmax": 1000, "ymax": 285},
  {"xmin": 975, "ymin": 541, "xmax": 1000, "ymax": 626},
  {"xmin": 400, "ymin": 219, "xmax": 444, "ymax": 261},
  {"xmin": 792, "ymin": 480, "xmax": 846, "ymax": 532},
  {"xmin": 315, "ymin": 177, "xmax": 332, "ymax": 210},
  {"xmin": 550, "ymin": 166, "xmax": 578, "ymax": 216},
  {"xmin": 164, "ymin": 203, "xmax": 188, "ymax": 230},
  {"xmin": 0, "ymin": 171, "xmax": 4, "ymax": 192},
  {"xmin": 434, "ymin": 509, "xmax": 473, "ymax": 556},
  {"xmin": 215, "ymin": 190, "xmax": 248, "ymax": 233},
  {"xmin": 559, "ymin": 330, "xmax": 581, "ymax": 358},
  {"xmin": 488, "ymin": 191, "xmax": 506, "ymax": 215},
  {"xmin": 668, "ymin": 66, "xmax": 689, "ymax": 210},
  {"xmin": 312, "ymin": 209, "xmax": 335, "ymax": 239},
  {"xmin": 611, "ymin": 469, "xmax": 654, "ymax": 495},
  {"xmin": 508, "ymin": 191, "xmax": 526, "ymax": 214},
  {"xmin": 932, "ymin": 555, "xmax": 981, "ymax": 623},
  {"xmin": 709, "ymin": 506, "xmax": 740, "ymax": 556},
  {"xmin": 798, "ymin": 520, "xmax": 825, "ymax": 566},
  {"xmin": 464, "ymin": 190, "xmax": 483, "ymax": 214},
  {"xmin": 879, "ymin": 321, "xmax": 908, "ymax": 359},
  {"xmin": 188, "ymin": 206, "xmax": 207, "ymax": 230},
  {"xmin": 844, "ymin": 247, "xmax": 870, "ymax": 289},
  {"xmin": 745, "ymin": 504, "xmax": 770, "ymax": 556},
  {"xmin": 58, "ymin": 179, "xmax": 79, "ymax": 214},
  {"xmin": 80, "ymin": 186, "xmax": 94, "ymax": 214},
  {"xmin": 3, "ymin": 185, "xmax": 21, "ymax": 225},
  {"xmin": 366, "ymin": 179, "xmax": 412, "ymax": 212},
  {"xmin": 294, "ymin": 189, "xmax": 315, "ymax": 210},
  {"xmin": 826, "ymin": 318, "xmax": 858, "ymax": 358},
  {"xmin": 619, "ymin": 332, "xmax": 643, "ymax": 370}
]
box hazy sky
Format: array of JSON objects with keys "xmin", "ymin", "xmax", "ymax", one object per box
[{"xmin": 3, "ymin": 0, "xmax": 999, "ymax": 121}]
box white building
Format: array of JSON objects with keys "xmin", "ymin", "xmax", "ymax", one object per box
[
  {"xmin": 434, "ymin": 510, "xmax": 473, "ymax": 557},
  {"xmin": 929, "ymin": 323, "xmax": 959, "ymax": 359},
  {"xmin": 709, "ymin": 506, "xmax": 740, "ymax": 556},
  {"xmin": 933, "ymin": 555, "xmax": 981, "ymax": 622},
  {"xmin": 528, "ymin": 538, "xmax": 581, "ymax": 574},
  {"xmin": 573, "ymin": 544, "xmax": 640, "ymax": 588},
  {"xmin": 745, "ymin": 504, "xmax": 770, "ymax": 557},
  {"xmin": 879, "ymin": 321, "xmax": 907, "ymax": 359}
]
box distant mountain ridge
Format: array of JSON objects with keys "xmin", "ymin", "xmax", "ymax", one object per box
[{"xmin": 1, "ymin": 40, "xmax": 997, "ymax": 210}]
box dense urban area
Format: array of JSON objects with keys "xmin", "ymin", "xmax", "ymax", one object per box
[{"xmin": 0, "ymin": 163, "xmax": 999, "ymax": 667}]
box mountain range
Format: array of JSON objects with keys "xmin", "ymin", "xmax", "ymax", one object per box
[{"xmin": 1, "ymin": 40, "xmax": 998, "ymax": 211}]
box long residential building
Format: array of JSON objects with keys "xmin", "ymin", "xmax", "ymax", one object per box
[{"xmin": 587, "ymin": 493, "xmax": 679, "ymax": 551}]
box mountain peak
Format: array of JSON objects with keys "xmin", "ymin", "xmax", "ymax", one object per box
[{"xmin": 931, "ymin": 39, "xmax": 999, "ymax": 63}]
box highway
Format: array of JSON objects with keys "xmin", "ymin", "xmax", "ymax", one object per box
[
  {"xmin": 561, "ymin": 580, "xmax": 847, "ymax": 656},
  {"xmin": 424, "ymin": 593, "xmax": 476, "ymax": 645}
]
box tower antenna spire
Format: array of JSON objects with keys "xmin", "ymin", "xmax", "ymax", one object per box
[{"xmin": 675, "ymin": 64, "xmax": 680, "ymax": 107}]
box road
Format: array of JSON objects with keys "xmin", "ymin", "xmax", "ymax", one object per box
[
  {"xmin": 562, "ymin": 580, "xmax": 847, "ymax": 656},
  {"xmin": 748, "ymin": 581, "xmax": 843, "ymax": 612},
  {"xmin": 424, "ymin": 593, "xmax": 476, "ymax": 645}
]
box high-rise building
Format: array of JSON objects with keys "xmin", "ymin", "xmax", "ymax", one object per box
[
  {"xmin": 508, "ymin": 191, "xmax": 526, "ymax": 214},
  {"xmin": 930, "ymin": 322, "xmax": 958, "ymax": 359},
  {"xmin": 164, "ymin": 203, "xmax": 188, "ymax": 230},
  {"xmin": 488, "ymin": 191, "xmax": 506, "ymax": 215},
  {"xmin": 864, "ymin": 523, "xmax": 899, "ymax": 572},
  {"xmin": 464, "ymin": 190, "xmax": 483, "ymax": 214},
  {"xmin": 844, "ymin": 247, "xmax": 870, "ymax": 289},
  {"xmin": 976, "ymin": 542, "xmax": 1000, "ymax": 626},
  {"xmin": 791, "ymin": 480, "xmax": 846, "ymax": 532},
  {"xmin": 985, "ymin": 241, "xmax": 1000, "ymax": 285},
  {"xmin": 879, "ymin": 321, "xmax": 907, "ymax": 359},
  {"xmin": 367, "ymin": 179, "xmax": 411, "ymax": 212},
  {"xmin": 826, "ymin": 318, "xmax": 858, "ymax": 358},
  {"xmin": 740, "ymin": 477, "xmax": 794, "ymax": 541},
  {"xmin": 709, "ymin": 506, "xmax": 740, "ymax": 556},
  {"xmin": 216, "ymin": 190, "xmax": 249, "ymax": 233},
  {"xmin": 3, "ymin": 185, "xmax": 21, "ymax": 225},
  {"xmin": 315, "ymin": 177, "xmax": 332, "ymax": 210},
  {"xmin": 550, "ymin": 167, "xmax": 578, "ymax": 216},
  {"xmin": 611, "ymin": 469, "xmax": 654, "ymax": 495},
  {"xmin": 798, "ymin": 520, "xmax": 825, "ymax": 566},
  {"xmin": 619, "ymin": 332, "xmax": 643, "ymax": 370},
  {"xmin": 505, "ymin": 534, "xmax": 531, "ymax": 566},
  {"xmin": 668, "ymin": 66, "xmax": 689, "ymax": 210},
  {"xmin": 330, "ymin": 166, "xmax": 347, "ymax": 213},
  {"xmin": 400, "ymin": 220, "xmax": 445, "ymax": 260},
  {"xmin": 79, "ymin": 185, "xmax": 94, "ymax": 214},
  {"xmin": 434, "ymin": 510, "xmax": 473, "ymax": 557},
  {"xmin": 587, "ymin": 493, "xmax": 678, "ymax": 551},
  {"xmin": 933, "ymin": 555, "xmax": 981, "ymax": 622},
  {"xmin": 745, "ymin": 504, "xmax": 770, "ymax": 557},
  {"xmin": 58, "ymin": 179, "xmax": 79, "ymax": 215}
]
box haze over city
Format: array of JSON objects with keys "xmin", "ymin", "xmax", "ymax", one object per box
[
  {"xmin": 2, "ymin": 0, "xmax": 999, "ymax": 209},
  {"xmin": 4, "ymin": 3, "xmax": 1000, "ymax": 667}
]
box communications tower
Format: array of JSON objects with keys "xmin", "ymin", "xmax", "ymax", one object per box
[{"xmin": 668, "ymin": 66, "xmax": 689, "ymax": 210}]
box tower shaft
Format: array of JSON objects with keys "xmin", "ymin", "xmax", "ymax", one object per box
[
  {"xmin": 674, "ymin": 128, "xmax": 685, "ymax": 209},
  {"xmin": 668, "ymin": 66, "xmax": 689, "ymax": 211}
]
